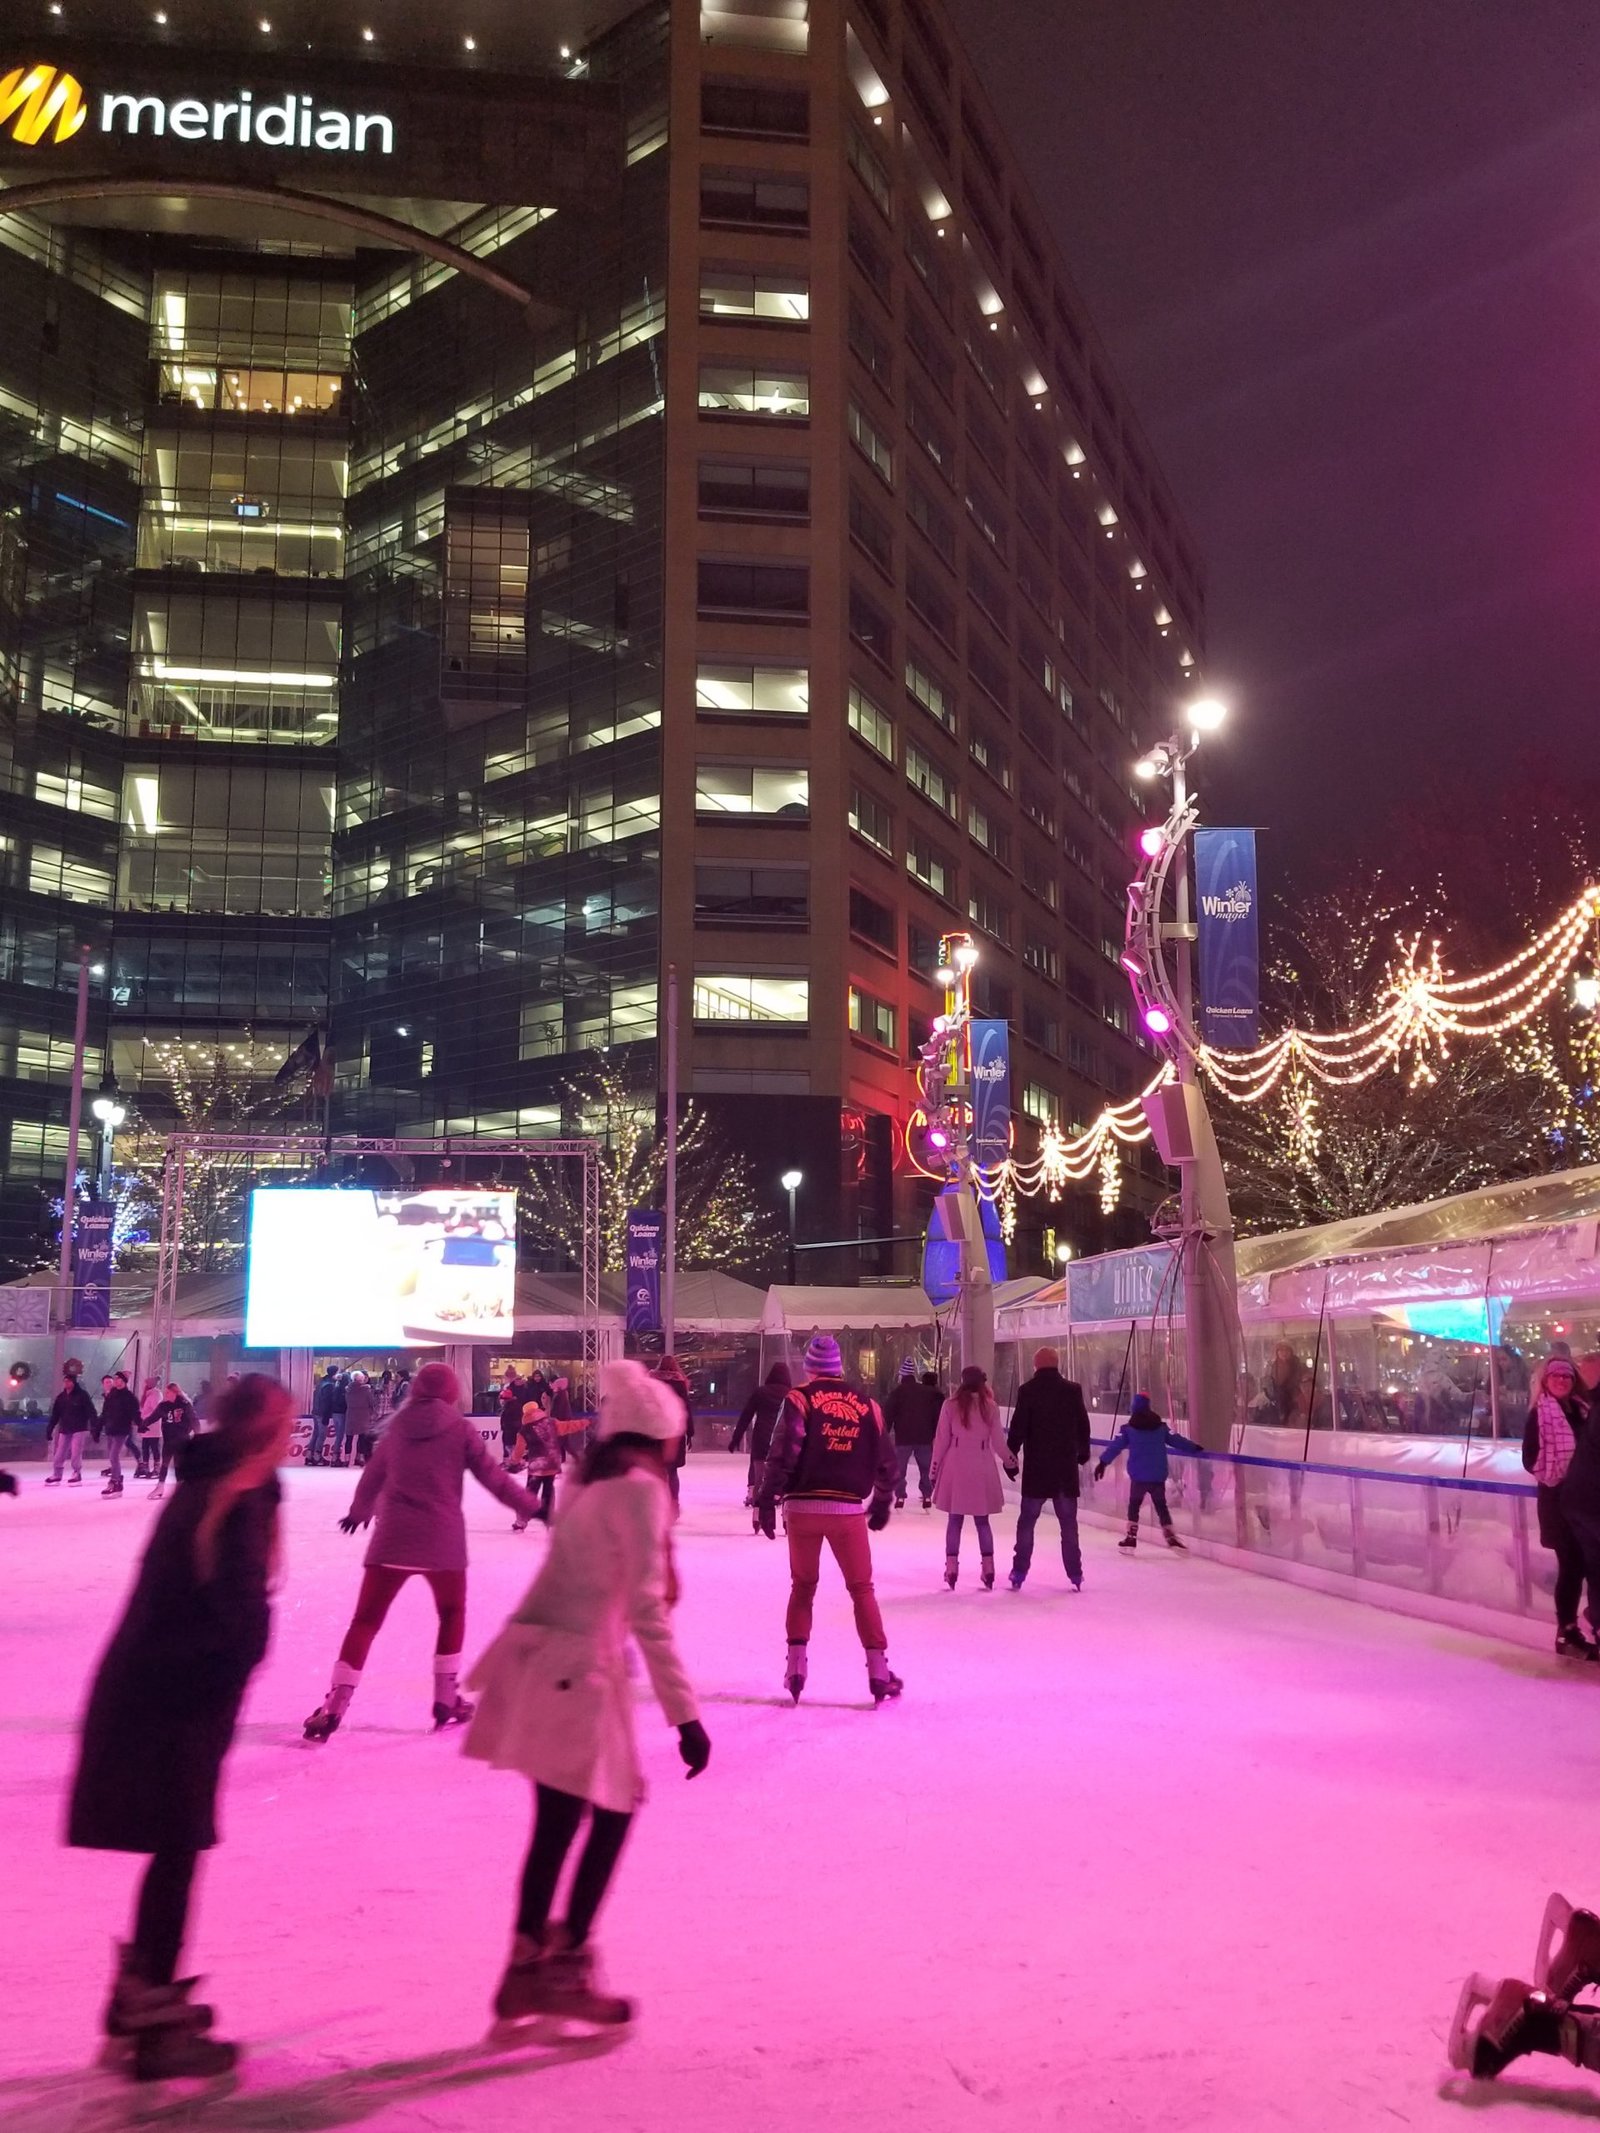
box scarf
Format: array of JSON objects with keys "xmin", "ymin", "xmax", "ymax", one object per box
[{"xmin": 1533, "ymin": 1393, "xmax": 1578, "ymax": 1487}]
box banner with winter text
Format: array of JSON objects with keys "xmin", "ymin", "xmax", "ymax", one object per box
[
  {"xmin": 624, "ymin": 1209, "xmax": 664, "ymax": 1336},
  {"xmin": 968, "ymin": 1018, "xmax": 1011, "ymax": 1169},
  {"xmin": 1194, "ymin": 827, "xmax": 1260, "ymax": 1049},
  {"xmin": 72, "ymin": 1199, "xmax": 114, "ymax": 1330}
]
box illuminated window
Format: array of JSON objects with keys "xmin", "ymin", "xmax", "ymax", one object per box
[
  {"xmin": 698, "ymin": 363, "xmax": 810, "ymax": 419},
  {"xmin": 906, "ymin": 831, "xmax": 954, "ymax": 902},
  {"xmin": 696, "ymin": 660, "xmax": 809, "ymax": 718},
  {"xmin": 441, "ymin": 491, "xmax": 530, "ymax": 719},
  {"xmin": 1022, "ymin": 1081, "xmax": 1060, "ymax": 1126},
  {"xmin": 967, "ymin": 803, "xmax": 1010, "ymax": 867},
  {"xmin": 848, "ymin": 683, "xmax": 894, "ymax": 762},
  {"xmin": 699, "ymin": 265, "xmax": 810, "ymax": 322},
  {"xmin": 694, "ymin": 763, "xmax": 810, "ymax": 817},
  {"xmin": 847, "ymin": 399, "xmax": 893, "ymax": 484},
  {"xmin": 905, "ymin": 742, "xmax": 957, "ymax": 820},
  {"xmin": 905, "ymin": 654, "xmax": 956, "ymax": 733},
  {"xmin": 692, "ymin": 971, "xmax": 810, "ymax": 1024},
  {"xmin": 849, "ymin": 784, "xmax": 894, "ymax": 856},
  {"xmin": 848, "ymin": 985, "xmax": 897, "ymax": 1051}
]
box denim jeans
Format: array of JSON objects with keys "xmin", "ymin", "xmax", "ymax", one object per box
[
  {"xmin": 308, "ymin": 1416, "xmax": 328, "ymax": 1463},
  {"xmin": 944, "ymin": 1512, "xmax": 994, "ymax": 1558},
  {"xmin": 50, "ymin": 1428, "xmax": 89, "ymax": 1479},
  {"xmin": 104, "ymin": 1435, "xmax": 126, "ymax": 1487},
  {"xmin": 1011, "ymin": 1493, "xmax": 1083, "ymax": 1583},
  {"xmin": 895, "ymin": 1441, "xmax": 933, "ymax": 1503},
  {"xmin": 1128, "ymin": 1479, "xmax": 1173, "ymax": 1528}
]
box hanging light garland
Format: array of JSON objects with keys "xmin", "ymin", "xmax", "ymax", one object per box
[{"xmin": 971, "ymin": 885, "xmax": 1600, "ymax": 1213}]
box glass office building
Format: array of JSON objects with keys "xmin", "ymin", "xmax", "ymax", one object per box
[{"xmin": 0, "ymin": 0, "xmax": 1202, "ymax": 1280}]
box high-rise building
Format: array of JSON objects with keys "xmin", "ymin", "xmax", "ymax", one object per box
[{"xmin": 0, "ymin": 0, "xmax": 1202, "ymax": 1284}]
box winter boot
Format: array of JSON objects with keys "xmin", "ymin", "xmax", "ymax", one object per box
[
  {"xmin": 1555, "ymin": 1625, "xmax": 1597, "ymax": 1661},
  {"xmin": 980, "ymin": 1556, "xmax": 996, "ymax": 1591},
  {"xmin": 1117, "ymin": 1524, "xmax": 1137, "ymax": 1550},
  {"xmin": 784, "ymin": 1642, "xmax": 808, "ymax": 1703},
  {"xmin": 943, "ymin": 1555, "xmax": 959, "ymax": 1589},
  {"xmin": 867, "ymin": 1650, "xmax": 903, "ymax": 1704},
  {"xmin": 1449, "ymin": 1974, "xmax": 1564, "ymax": 2079},
  {"xmin": 537, "ymin": 1926, "xmax": 633, "ymax": 2025},
  {"xmin": 120, "ymin": 1978, "xmax": 238, "ymax": 2083},
  {"xmin": 1537, "ymin": 1893, "xmax": 1600, "ymax": 1998},
  {"xmin": 492, "ymin": 1931, "xmax": 549, "ymax": 2022},
  {"xmin": 1162, "ymin": 1525, "xmax": 1186, "ymax": 1551}
]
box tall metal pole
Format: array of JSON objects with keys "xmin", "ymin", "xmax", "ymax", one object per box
[
  {"xmin": 786, "ymin": 1182, "xmax": 797, "ymax": 1284},
  {"xmin": 663, "ymin": 961, "xmax": 678, "ymax": 1355},
  {"xmin": 52, "ymin": 944, "xmax": 92, "ymax": 1385}
]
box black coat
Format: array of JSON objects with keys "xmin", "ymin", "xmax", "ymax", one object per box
[
  {"xmin": 1562, "ymin": 1393, "xmax": 1600, "ymax": 1531},
  {"xmin": 662, "ymin": 1378, "xmax": 693, "ymax": 1468},
  {"xmin": 1006, "ymin": 1368, "xmax": 1093, "ymax": 1498},
  {"xmin": 99, "ymin": 1385, "xmax": 141, "ymax": 1439},
  {"xmin": 730, "ymin": 1380, "xmax": 792, "ymax": 1460},
  {"xmin": 68, "ymin": 1434, "xmax": 278, "ymax": 1855},
  {"xmin": 50, "ymin": 1382, "xmax": 97, "ymax": 1436},
  {"xmin": 884, "ymin": 1379, "xmax": 942, "ymax": 1447}
]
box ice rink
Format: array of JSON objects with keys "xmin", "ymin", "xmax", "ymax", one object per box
[{"xmin": 2, "ymin": 1453, "xmax": 1597, "ymax": 2131}]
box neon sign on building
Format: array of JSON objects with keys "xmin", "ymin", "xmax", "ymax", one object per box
[{"xmin": 0, "ymin": 62, "xmax": 395, "ymax": 154}]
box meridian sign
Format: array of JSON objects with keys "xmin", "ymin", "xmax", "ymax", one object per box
[{"xmin": 0, "ymin": 61, "xmax": 395, "ymax": 155}]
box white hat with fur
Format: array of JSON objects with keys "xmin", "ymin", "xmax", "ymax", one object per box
[{"xmin": 596, "ymin": 1359, "xmax": 685, "ymax": 1443}]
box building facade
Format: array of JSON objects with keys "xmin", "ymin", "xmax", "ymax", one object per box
[{"xmin": 0, "ymin": 0, "xmax": 1200, "ymax": 1284}]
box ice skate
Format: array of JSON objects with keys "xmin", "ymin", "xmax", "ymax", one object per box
[
  {"xmin": 868, "ymin": 1663, "xmax": 903, "ymax": 1704},
  {"xmin": 491, "ymin": 1933, "xmax": 550, "ymax": 2024},
  {"xmin": 433, "ymin": 1692, "xmax": 475, "ymax": 1729},
  {"xmin": 112, "ymin": 1975, "xmax": 238, "ymax": 2084},
  {"xmin": 1117, "ymin": 1525, "xmax": 1137, "ymax": 1549},
  {"xmin": 1554, "ymin": 1625, "xmax": 1597, "ymax": 1661},
  {"xmin": 980, "ymin": 1556, "xmax": 996, "ymax": 1590},
  {"xmin": 784, "ymin": 1642, "xmax": 808, "ymax": 1703},
  {"xmin": 1007, "ymin": 1571, "xmax": 1025, "ymax": 1590},
  {"xmin": 1448, "ymin": 1972, "xmax": 1561, "ymax": 2079},
  {"xmin": 102, "ymin": 1481, "xmax": 123, "ymax": 1497},
  {"xmin": 513, "ymin": 1927, "xmax": 632, "ymax": 2026},
  {"xmin": 67, "ymin": 1474, "xmax": 83, "ymax": 1486},
  {"xmin": 1536, "ymin": 1892, "xmax": 1600, "ymax": 1997},
  {"xmin": 1162, "ymin": 1526, "xmax": 1186, "ymax": 1550},
  {"xmin": 44, "ymin": 1475, "xmax": 60, "ymax": 1486},
  {"xmin": 943, "ymin": 1555, "xmax": 959, "ymax": 1589},
  {"xmin": 102, "ymin": 1944, "xmax": 214, "ymax": 2050},
  {"xmin": 302, "ymin": 1703, "xmax": 341, "ymax": 1742},
  {"xmin": 149, "ymin": 1483, "xmax": 165, "ymax": 1501}
]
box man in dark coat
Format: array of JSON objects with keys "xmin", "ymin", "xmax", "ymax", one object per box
[
  {"xmin": 45, "ymin": 1367, "xmax": 98, "ymax": 1486},
  {"xmin": 1006, "ymin": 1346, "xmax": 1093, "ymax": 1590},
  {"xmin": 885, "ymin": 1365, "xmax": 943, "ymax": 1509},
  {"xmin": 99, "ymin": 1370, "xmax": 142, "ymax": 1497},
  {"xmin": 308, "ymin": 1363, "xmax": 345, "ymax": 1467}
]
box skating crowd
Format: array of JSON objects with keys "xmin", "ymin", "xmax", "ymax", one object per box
[{"xmin": 20, "ymin": 1330, "xmax": 1600, "ymax": 2094}]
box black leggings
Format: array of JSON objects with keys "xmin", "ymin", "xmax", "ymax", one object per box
[
  {"xmin": 133, "ymin": 1848, "xmax": 199, "ymax": 1985},
  {"xmin": 516, "ymin": 1783, "xmax": 632, "ymax": 1947}
]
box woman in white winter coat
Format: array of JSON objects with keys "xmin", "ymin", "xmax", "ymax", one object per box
[
  {"xmin": 931, "ymin": 1365, "xmax": 1017, "ymax": 1591},
  {"xmin": 465, "ymin": 1359, "xmax": 710, "ymax": 2027}
]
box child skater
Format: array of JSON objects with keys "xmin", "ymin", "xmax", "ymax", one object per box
[
  {"xmin": 1094, "ymin": 1392, "xmax": 1201, "ymax": 1550},
  {"xmin": 303, "ymin": 1361, "xmax": 534, "ymax": 1741},
  {"xmin": 516, "ymin": 1384, "xmax": 563, "ymax": 1527},
  {"xmin": 465, "ymin": 1359, "xmax": 710, "ymax": 2028},
  {"xmin": 67, "ymin": 1373, "xmax": 293, "ymax": 2082}
]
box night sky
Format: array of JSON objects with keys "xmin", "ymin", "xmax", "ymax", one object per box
[{"xmin": 947, "ymin": 0, "xmax": 1600, "ymax": 890}]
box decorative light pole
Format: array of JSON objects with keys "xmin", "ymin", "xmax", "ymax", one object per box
[
  {"xmin": 91, "ymin": 1070, "xmax": 126, "ymax": 1200},
  {"xmin": 914, "ymin": 930, "xmax": 994, "ymax": 1378},
  {"xmin": 781, "ymin": 1168, "xmax": 802, "ymax": 1284},
  {"xmin": 1122, "ymin": 697, "xmax": 1243, "ymax": 1452}
]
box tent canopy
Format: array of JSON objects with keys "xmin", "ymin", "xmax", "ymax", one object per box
[{"xmin": 761, "ymin": 1284, "xmax": 934, "ymax": 1334}]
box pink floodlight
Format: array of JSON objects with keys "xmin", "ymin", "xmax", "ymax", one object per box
[
  {"xmin": 1119, "ymin": 951, "xmax": 1143, "ymax": 977},
  {"xmin": 1143, "ymin": 1004, "xmax": 1173, "ymax": 1036},
  {"xmin": 928, "ymin": 1127, "xmax": 949, "ymax": 1149},
  {"xmin": 1138, "ymin": 826, "xmax": 1166, "ymax": 859}
]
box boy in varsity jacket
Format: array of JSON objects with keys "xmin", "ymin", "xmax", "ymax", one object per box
[{"xmin": 756, "ymin": 1332, "xmax": 901, "ymax": 1706}]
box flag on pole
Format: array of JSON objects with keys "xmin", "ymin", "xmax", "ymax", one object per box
[{"xmin": 274, "ymin": 1027, "xmax": 321, "ymax": 1085}]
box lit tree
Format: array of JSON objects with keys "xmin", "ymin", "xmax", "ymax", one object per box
[{"xmin": 518, "ymin": 1057, "xmax": 780, "ymax": 1276}]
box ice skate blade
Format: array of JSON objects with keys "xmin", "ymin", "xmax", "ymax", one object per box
[
  {"xmin": 1535, "ymin": 1892, "xmax": 1576, "ymax": 1991},
  {"xmin": 1447, "ymin": 1972, "xmax": 1500, "ymax": 2074}
]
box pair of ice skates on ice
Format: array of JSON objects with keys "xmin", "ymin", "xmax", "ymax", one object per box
[
  {"xmin": 491, "ymin": 1922, "xmax": 633, "ymax": 2034},
  {"xmin": 100, "ymin": 1943, "xmax": 237, "ymax": 2084},
  {"xmin": 1451, "ymin": 1894, "xmax": 1600, "ymax": 2080}
]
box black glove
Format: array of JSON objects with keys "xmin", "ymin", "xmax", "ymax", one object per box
[
  {"xmin": 0, "ymin": 1470, "xmax": 16, "ymax": 1496},
  {"xmin": 1005, "ymin": 1464, "xmax": 1019, "ymax": 1482},
  {"xmin": 678, "ymin": 1719, "xmax": 711, "ymax": 1778},
  {"xmin": 756, "ymin": 1498, "xmax": 777, "ymax": 1540},
  {"xmin": 867, "ymin": 1498, "xmax": 890, "ymax": 1531},
  {"xmin": 338, "ymin": 1514, "xmax": 368, "ymax": 1534},
  {"xmin": 1093, "ymin": 1463, "xmax": 1106, "ymax": 1482}
]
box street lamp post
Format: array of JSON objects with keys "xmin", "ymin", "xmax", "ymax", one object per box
[
  {"xmin": 91, "ymin": 1071, "xmax": 126, "ymax": 1200},
  {"xmin": 51, "ymin": 945, "xmax": 94, "ymax": 1386},
  {"xmin": 915, "ymin": 932, "xmax": 994, "ymax": 1380},
  {"xmin": 1126, "ymin": 697, "xmax": 1242, "ymax": 1453},
  {"xmin": 781, "ymin": 1169, "xmax": 802, "ymax": 1284}
]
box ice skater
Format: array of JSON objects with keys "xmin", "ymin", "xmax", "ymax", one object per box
[
  {"xmin": 755, "ymin": 1331, "xmax": 901, "ymax": 1703},
  {"xmin": 67, "ymin": 1372, "xmax": 293, "ymax": 2082},
  {"xmin": 302, "ymin": 1362, "xmax": 535, "ymax": 1741},
  {"xmin": 516, "ymin": 1384, "xmax": 563, "ymax": 1526},
  {"xmin": 1521, "ymin": 1353, "xmax": 1597, "ymax": 1658},
  {"xmin": 44, "ymin": 1363, "xmax": 97, "ymax": 1486},
  {"xmin": 465, "ymin": 1359, "xmax": 709, "ymax": 2028},
  {"xmin": 1005, "ymin": 1346, "xmax": 1092, "ymax": 1591},
  {"xmin": 654, "ymin": 1356, "xmax": 693, "ymax": 1505},
  {"xmin": 150, "ymin": 1381, "xmax": 198, "ymax": 1501},
  {"xmin": 728, "ymin": 1361, "xmax": 794, "ymax": 1525},
  {"xmin": 930, "ymin": 1365, "xmax": 1017, "ymax": 1589},
  {"xmin": 884, "ymin": 1361, "xmax": 941, "ymax": 1509},
  {"xmin": 1094, "ymin": 1393, "xmax": 1199, "ymax": 1550},
  {"xmin": 134, "ymin": 1378, "xmax": 163, "ymax": 1480},
  {"xmin": 1451, "ymin": 1893, "xmax": 1600, "ymax": 2080}
]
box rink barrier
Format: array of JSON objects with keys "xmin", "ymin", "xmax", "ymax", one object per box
[{"xmin": 1080, "ymin": 1442, "xmax": 1556, "ymax": 1654}]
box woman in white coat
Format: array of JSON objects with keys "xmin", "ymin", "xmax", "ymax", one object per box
[
  {"xmin": 931, "ymin": 1365, "xmax": 1017, "ymax": 1591},
  {"xmin": 465, "ymin": 1359, "xmax": 710, "ymax": 2027}
]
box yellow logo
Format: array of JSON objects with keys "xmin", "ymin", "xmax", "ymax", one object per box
[{"xmin": 0, "ymin": 64, "xmax": 88, "ymax": 146}]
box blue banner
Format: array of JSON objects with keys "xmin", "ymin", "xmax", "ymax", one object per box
[
  {"xmin": 968, "ymin": 1018, "xmax": 1011, "ymax": 1168},
  {"xmin": 72, "ymin": 1198, "xmax": 114, "ymax": 1330},
  {"xmin": 922, "ymin": 1187, "xmax": 1007, "ymax": 1307},
  {"xmin": 1067, "ymin": 1244, "xmax": 1183, "ymax": 1325},
  {"xmin": 1194, "ymin": 826, "xmax": 1259, "ymax": 1048},
  {"xmin": 624, "ymin": 1208, "xmax": 663, "ymax": 1336}
]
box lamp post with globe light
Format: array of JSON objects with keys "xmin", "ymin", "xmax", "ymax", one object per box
[
  {"xmin": 781, "ymin": 1168, "xmax": 802, "ymax": 1283},
  {"xmin": 91, "ymin": 1070, "xmax": 126, "ymax": 1200},
  {"xmin": 1123, "ymin": 696, "xmax": 1243, "ymax": 1452}
]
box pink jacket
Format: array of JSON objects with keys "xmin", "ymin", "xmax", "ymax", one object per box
[
  {"xmin": 930, "ymin": 1394, "xmax": 1014, "ymax": 1515},
  {"xmin": 348, "ymin": 1395, "xmax": 530, "ymax": 1570}
]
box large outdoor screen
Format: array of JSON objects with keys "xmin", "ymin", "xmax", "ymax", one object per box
[{"xmin": 244, "ymin": 1187, "xmax": 517, "ymax": 1347}]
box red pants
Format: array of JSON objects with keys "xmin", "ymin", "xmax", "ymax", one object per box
[{"xmin": 784, "ymin": 1507, "xmax": 886, "ymax": 1651}]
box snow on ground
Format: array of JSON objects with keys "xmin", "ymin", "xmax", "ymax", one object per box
[{"xmin": 2, "ymin": 1454, "xmax": 1598, "ymax": 2132}]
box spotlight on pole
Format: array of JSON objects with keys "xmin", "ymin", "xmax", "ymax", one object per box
[
  {"xmin": 1138, "ymin": 826, "xmax": 1167, "ymax": 859},
  {"xmin": 1185, "ymin": 695, "xmax": 1228, "ymax": 734},
  {"xmin": 1143, "ymin": 1004, "xmax": 1174, "ymax": 1037},
  {"xmin": 953, "ymin": 939, "xmax": 979, "ymax": 971},
  {"xmin": 1133, "ymin": 753, "xmax": 1162, "ymax": 780}
]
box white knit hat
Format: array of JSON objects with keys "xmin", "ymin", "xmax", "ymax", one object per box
[{"xmin": 595, "ymin": 1359, "xmax": 686, "ymax": 1443}]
